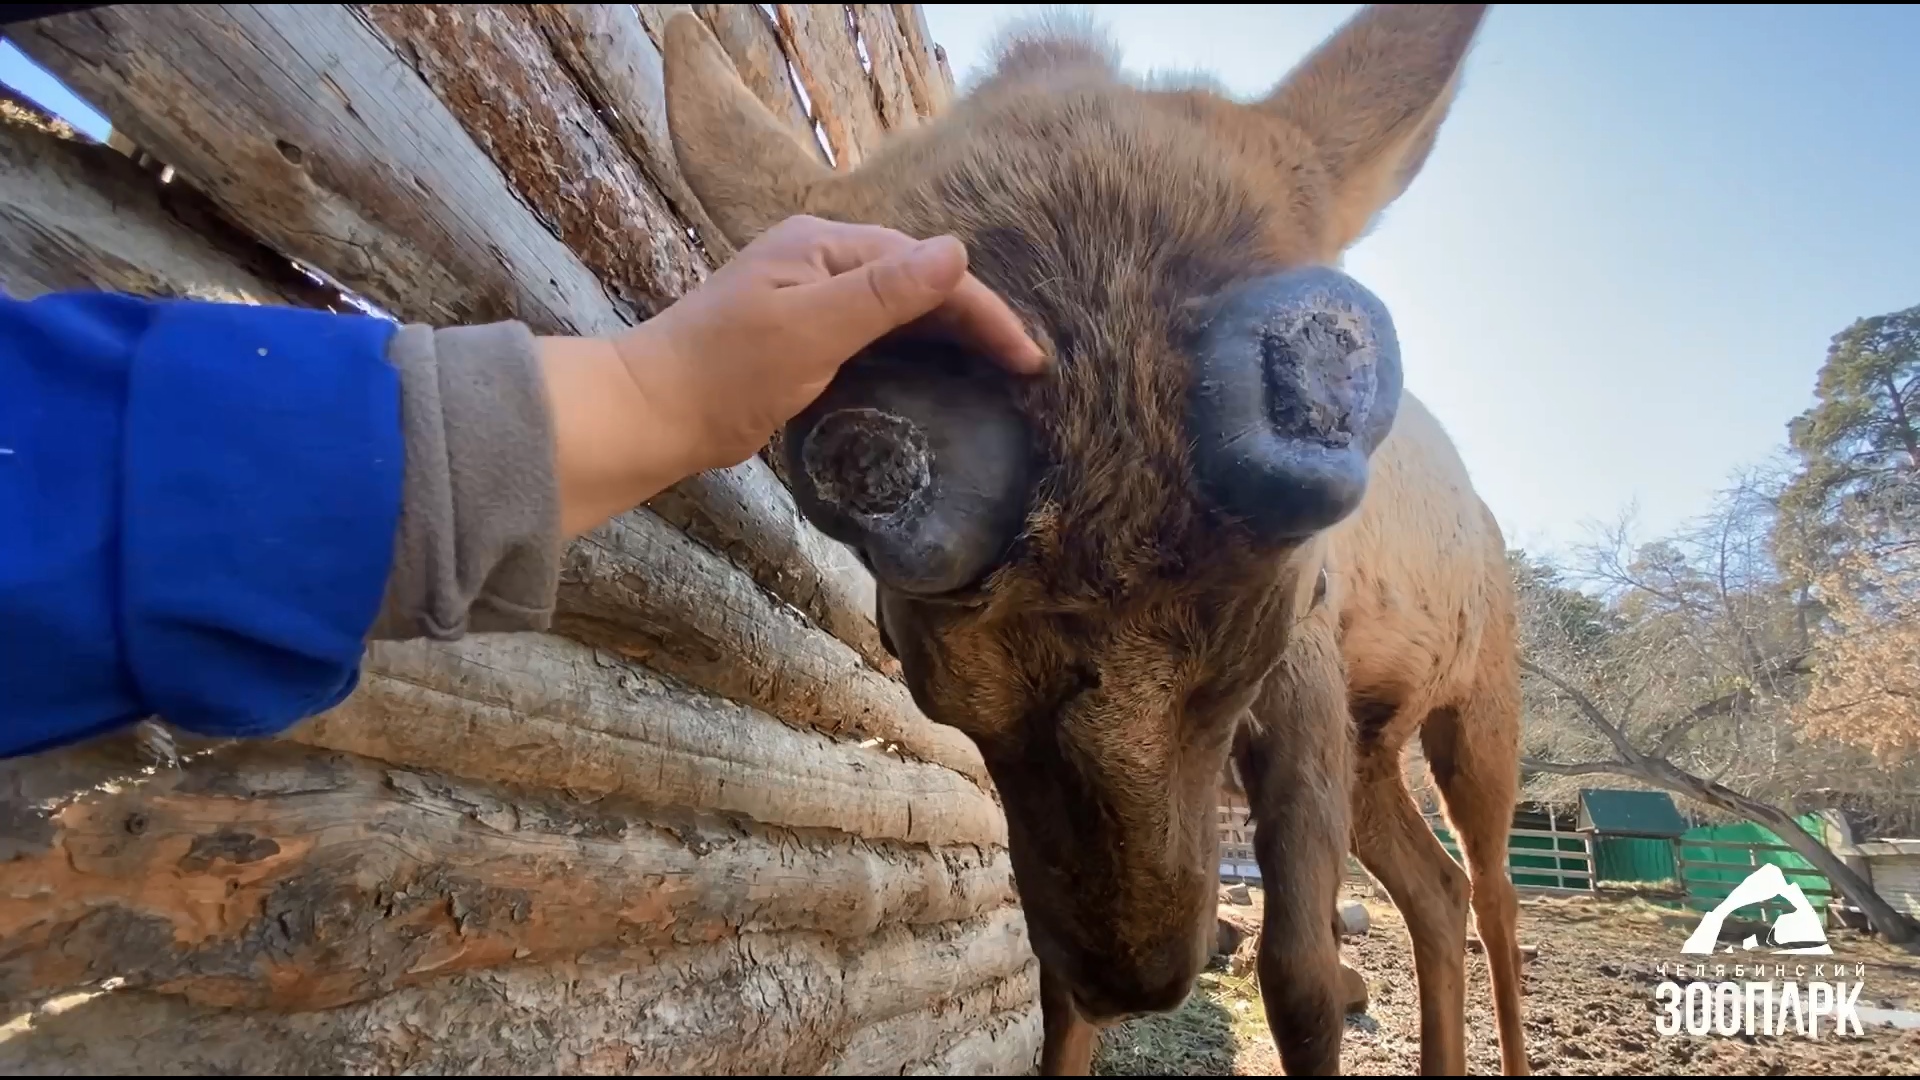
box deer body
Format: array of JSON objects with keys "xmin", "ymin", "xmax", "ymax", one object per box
[{"xmin": 663, "ymin": 5, "xmax": 1525, "ymax": 1074}]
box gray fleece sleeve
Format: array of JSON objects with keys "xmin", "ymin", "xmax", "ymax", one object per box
[{"xmin": 366, "ymin": 321, "xmax": 561, "ymax": 641}]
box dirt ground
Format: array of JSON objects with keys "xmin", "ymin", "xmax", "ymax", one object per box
[{"xmin": 1093, "ymin": 883, "xmax": 1920, "ymax": 1075}]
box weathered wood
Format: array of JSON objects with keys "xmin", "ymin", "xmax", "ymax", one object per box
[
  {"xmin": 775, "ymin": 4, "xmax": 887, "ymax": 168},
  {"xmin": 10, "ymin": 4, "xmax": 626, "ymax": 332},
  {"xmin": 298, "ymin": 632, "xmax": 1002, "ymax": 846},
  {"xmin": 935, "ymin": 44, "xmax": 955, "ymax": 93},
  {"xmin": 356, "ymin": 3, "xmax": 707, "ymax": 319},
  {"xmin": 3, "ymin": 860, "xmax": 1034, "ymax": 1073},
  {"xmin": 891, "ymin": 2, "xmax": 953, "ymax": 115},
  {"xmin": 829, "ymin": 964, "xmax": 1037, "ymax": 1074},
  {"xmin": 11, "ymin": 4, "xmax": 888, "ymax": 660},
  {"xmin": 850, "ymin": 4, "xmax": 920, "ymax": 130},
  {"xmin": 2, "ymin": 6, "xmax": 1038, "ymax": 1073},
  {"xmin": 0, "ymin": 109, "xmax": 330, "ymax": 308},
  {"xmin": 526, "ymin": 3, "xmax": 732, "ymax": 262},
  {"xmin": 0, "ymin": 742, "xmax": 1019, "ymax": 1014},
  {"xmin": 908, "ymin": 1000, "xmax": 1045, "ymax": 1076},
  {"xmin": 557, "ymin": 509, "xmax": 983, "ymax": 784},
  {"xmin": 691, "ymin": 3, "xmax": 830, "ymax": 165},
  {"xmin": 647, "ymin": 462, "xmax": 889, "ymax": 671}
]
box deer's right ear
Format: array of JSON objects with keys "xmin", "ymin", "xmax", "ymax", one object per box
[
  {"xmin": 663, "ymin": 12, "xmax": 831, "ymax": 247},
  {"xmin": 1257, "ymin": 4, "xmax": 1490, "ymax": 256}
]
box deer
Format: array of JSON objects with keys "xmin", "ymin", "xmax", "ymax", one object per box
[{"xmin": 661, "ymin": 4, "xmax": 1525, "ymax": 1075}]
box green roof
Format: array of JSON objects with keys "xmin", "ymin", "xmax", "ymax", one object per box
[{"xmin": 1577, "ymin": 788, "xmax": 1689, "ymax": 838}]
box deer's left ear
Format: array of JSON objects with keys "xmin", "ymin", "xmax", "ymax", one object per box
[
  {"xmin": 662, "ymin": 11, "xmax": 832, "ymax": 246},
  {"xmin": 1257, "ymin": 4, "xmax": 1490, "ymax": 253}
]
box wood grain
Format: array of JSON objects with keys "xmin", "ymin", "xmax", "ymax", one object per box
[
  {"xmin": 528, "ymin": 2, "xmax": 734, "ymax": 261},
  {"xmin": 850, "ymin": 4, "xmax": 920, "ymax": 130},
  {"xmin": 303, "ymin": 632, "xmax": 1002, "ymax": 845},
  {"xmin": 774, "ymin": 4, "xmax": 887, "ymax": 168},
  {"xmin": 692, "ymin": 3, "xmax": 831, "ymax": 165},
  {"xmin": 556, "ymin": 510, "xmax": 978, "ymax": 782}
]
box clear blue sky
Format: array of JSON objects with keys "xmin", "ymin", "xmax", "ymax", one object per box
[{"xmin": 7, "ymin": 7, "xmax": 1918, "ymax": 557}]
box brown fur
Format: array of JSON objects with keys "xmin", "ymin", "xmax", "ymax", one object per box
[{"xmin": 663, "ymin": 5, "xmax": 1525, "ymax": 1074}]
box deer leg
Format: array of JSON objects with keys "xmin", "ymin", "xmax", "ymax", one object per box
[
  {"xmin": 1234, "ymin": 626, "xmax": 1354, "ymax": 1076},
  {"xmin": 1038, "ymin": 962, "xmax": 1096, "ymax": 1076},
  {"xmin": 1424, "ymin": 686, "xmax": 1530, "ymax": 1075},
  {"xmin": 1352, "ymin": 729, "xmax": 1470, "ymax": 1075}
]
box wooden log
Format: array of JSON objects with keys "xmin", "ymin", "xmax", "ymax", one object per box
[
  {"xmin": 0, "ymin": 108, "xmax": 331, "ymax": 308},
  {"xmin": 908, "ymin": 1000, "xmax": 1045, "ymax": 1075},
  {"xmin": 691, "ymin": 3, "xmax": 831, "ymax": 165},
  {"xmin": 527, "ymin": 2, "xmax": 733, "ymax": 262},
  {"xmin": 1, "ymin": 896, "xmax": 1036, "ymax": 1073},
  {"xmin": 0, "ymin": 739, "xmax": 1019, "ymax": 1013},
  {"xmin": 557, "ymin": 510, "xmax": 982, "ymax": 784},
  {"xmin": 355, "ymin": 3, "xmax": 708, "ymax": 319},
  {"xmin": 850, "ymin": 4, "xmax": 921, "ymax": 130},
  {"xmin": 646, "ymin": 462, "xmax": 889, "ymax": 671},
  {"xmin": 891, "ymin": 2, "xmax": 953, "ymax": 114},
  {"xmin": 829, "ymin": 964, "xmax": 1037, "ymax": 1074},
  {"xmin": 9, "ymin": 4, "xmax": 626, "ymax": 332},
  {"xmin": 11, "ymin": 4, "xmax": 889, "ymax": 659},
  {"xmin": 935, "ymin": 45, "xmax": 956, "ymax": 94},
  {"xmin": 774, "ymin": 4, "xmax": 887, "ymax": 168},
  {"xmin": 297, "ymin": 632, "xmax": 1001, "ymax": 846}
]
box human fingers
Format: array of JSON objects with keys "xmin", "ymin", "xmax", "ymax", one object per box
[
  {"xmin": 782, "ymin": 234, "xmax": 974, "ymax": 366},
  {"xmin": 780, "ymin": 219, "xmax": 1048, "ymax": 374}
]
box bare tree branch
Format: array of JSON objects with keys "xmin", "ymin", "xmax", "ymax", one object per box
[
  {"xmin": 1521, "ymin": 757, "xmax": 1636, "ymax": 779},
  {"xmin": 1518, "ymin": 656, "xmax": 1644, "ymax": 765}
]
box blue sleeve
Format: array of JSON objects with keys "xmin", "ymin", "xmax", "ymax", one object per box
[{"xmin": 0, "ymin": 291, "xmax": 403, "ymax": 758}]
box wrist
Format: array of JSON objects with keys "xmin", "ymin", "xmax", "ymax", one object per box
[{"xmin": 537, "ymin": 332, "xmax": 702, "ymax": 538}]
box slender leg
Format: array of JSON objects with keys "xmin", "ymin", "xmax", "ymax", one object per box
[
  {"xmin": 1234, "ymin": 624, "xmax": 1354, "ymax": 1076},
  {"xmin": 1351, "ymin": 732, "xmax": 1471, "ymax": 1076},
  {"xmin": 1039, "ymin": 963, "xmax": 1096, "ymax": 1076},
  {"xmin": 1424, "ymin": 684, "xmax": 1530, "ymax": 1075}
]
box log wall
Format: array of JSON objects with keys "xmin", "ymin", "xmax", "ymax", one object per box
[{"xmin": 0, "ymin": 5, "xmax": 1040, "ymax": 1073}]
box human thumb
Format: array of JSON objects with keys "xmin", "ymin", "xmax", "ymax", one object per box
[{"xmin": 799, "ymin": 235, "xmax": 969, "ymax": 359}]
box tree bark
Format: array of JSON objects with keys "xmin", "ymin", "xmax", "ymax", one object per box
[{"xmin": 1524, "ymin": 755, "xmax": 1919, "ymax": 947}]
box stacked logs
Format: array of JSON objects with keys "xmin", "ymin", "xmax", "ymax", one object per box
[{"xmin": 0, "ymin": 5, "xmax": 1034, "ymax": 1073}]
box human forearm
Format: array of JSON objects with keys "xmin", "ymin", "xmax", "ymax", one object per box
[{"xmin": 367, "ymin": 321, "xmax": 710, "ymax": 641}]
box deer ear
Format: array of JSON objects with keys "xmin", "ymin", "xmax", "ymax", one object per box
[
  {"xmin": 1260, "ymin": 4, "xmax": 1490, "ymax": 253},
  {"xmin": 662, "ymin": 11, "xmax": 831, "ymax": 246}
]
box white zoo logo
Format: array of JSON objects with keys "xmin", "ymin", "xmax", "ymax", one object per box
[
  {"xmin": 1680, "ymin": 863, "xmax": 1832, "ymax": 956},
  {"xmin": 1654, "ymin": 863, "xmax": 1864, "ymax": 1039}
]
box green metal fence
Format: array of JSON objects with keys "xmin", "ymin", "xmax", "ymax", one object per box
[{"xmin": 1429, "ymin": 818, "xmax": 1593, "ymax": 894}]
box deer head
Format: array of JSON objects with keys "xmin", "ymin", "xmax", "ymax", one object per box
[{"xmin": 664, "ymin": 3, "xmax": 1488, "ymax": 1021}]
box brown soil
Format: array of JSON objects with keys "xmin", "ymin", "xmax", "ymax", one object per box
[{"xmin": 1094, "ymin": 883, "xmax": 1920, "ymax": 1075}]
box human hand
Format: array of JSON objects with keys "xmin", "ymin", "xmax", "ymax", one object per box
[{"xmin": 614, "ymin": 214, "xmax": 1047, "ymax": 477}]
